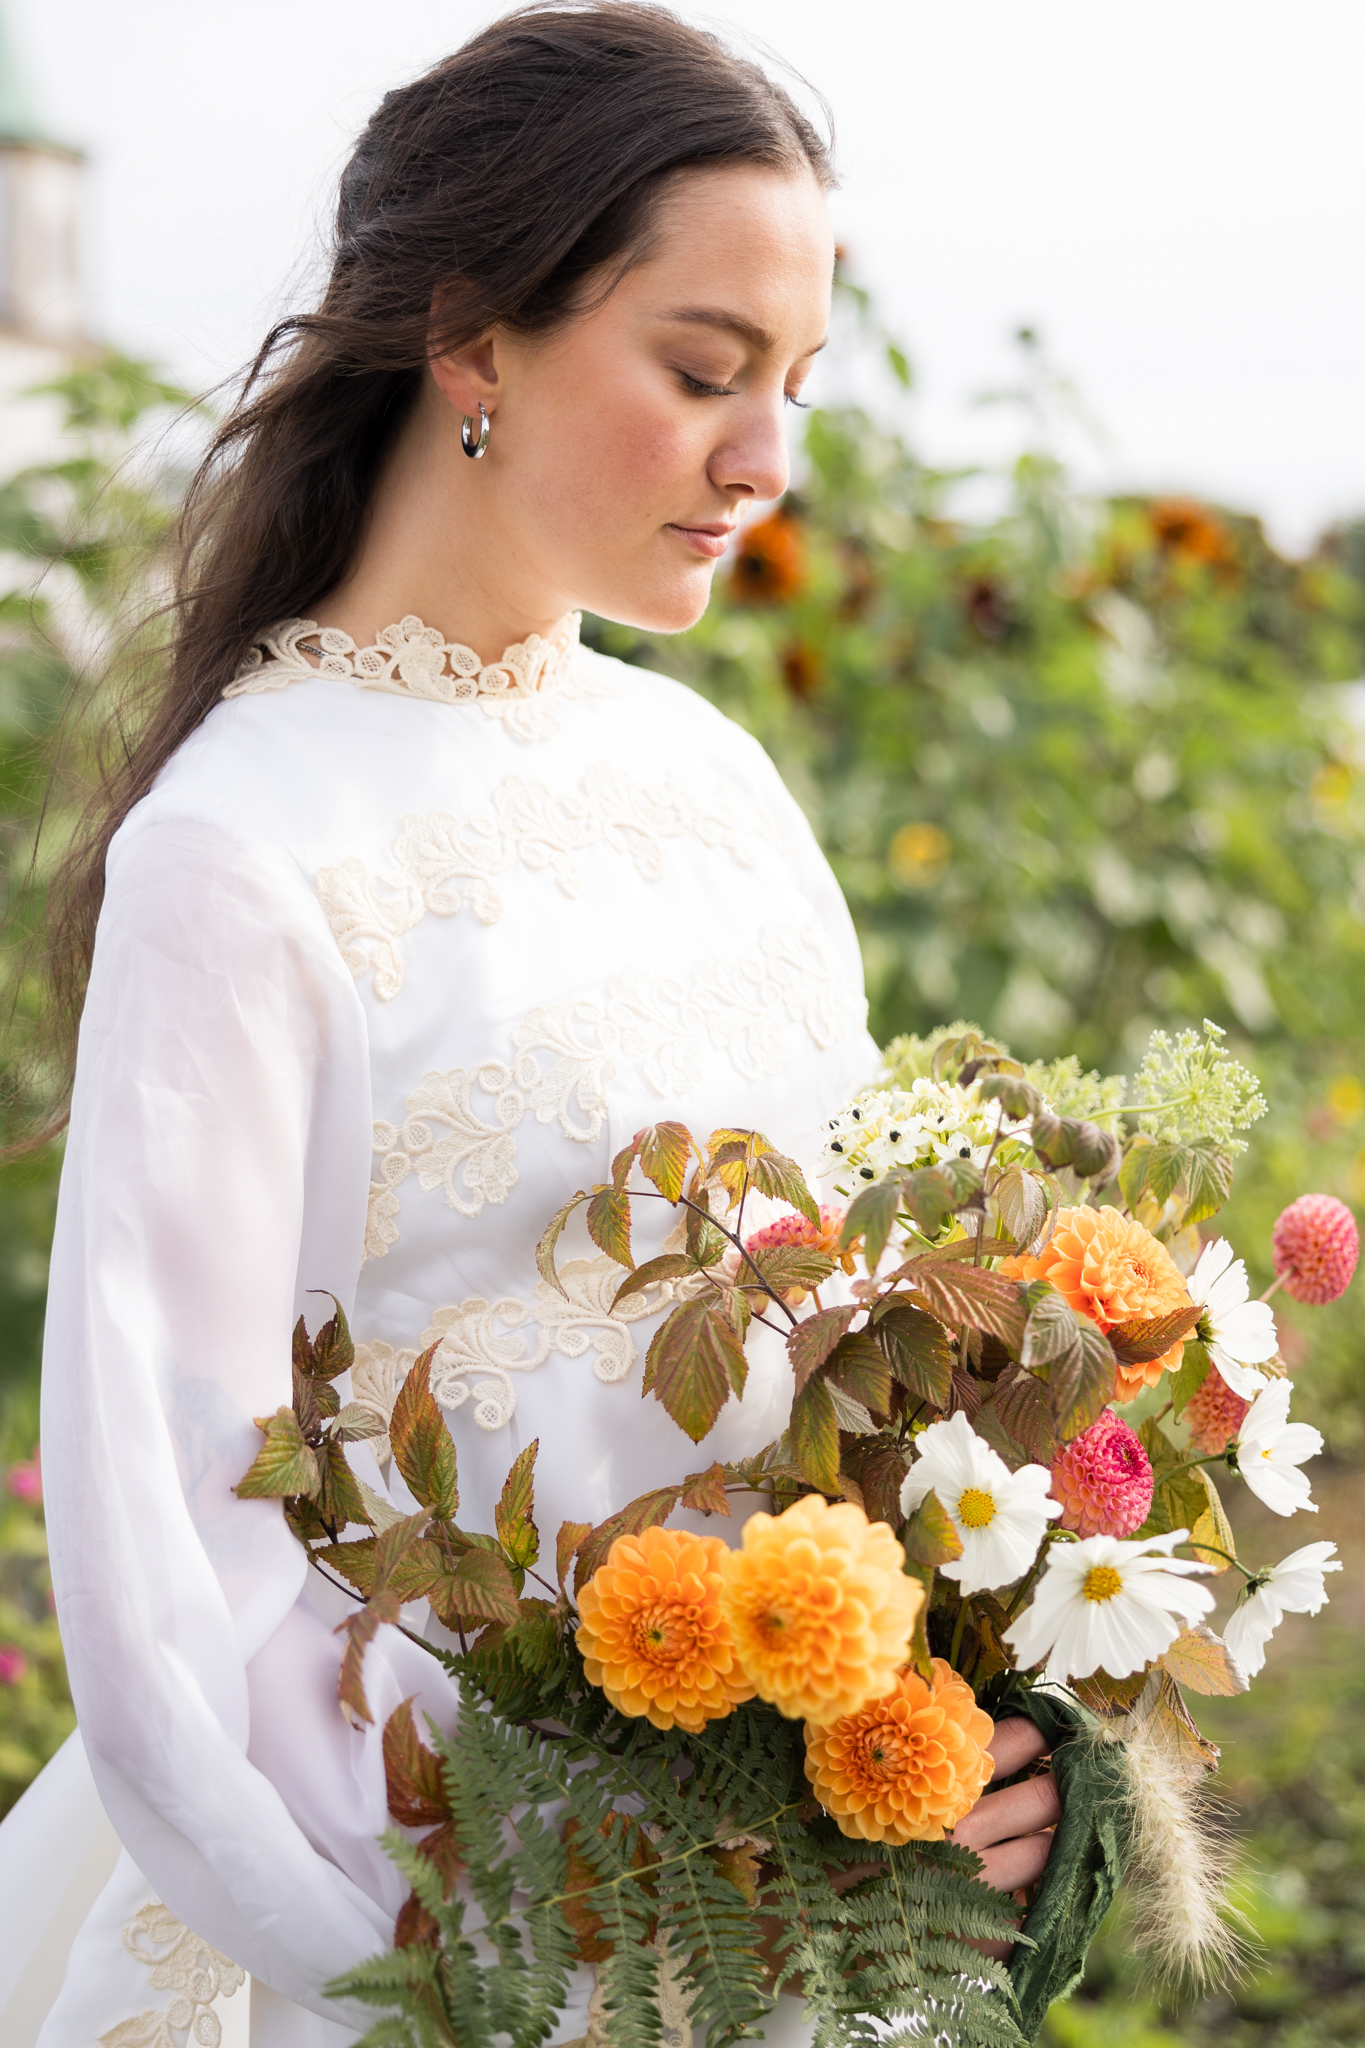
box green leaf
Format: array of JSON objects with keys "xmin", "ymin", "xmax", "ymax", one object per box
[
  {"xmin": 839, "ymin": 1178, "xmax": 902, "ymax": 1267},
  {"xmin": 575, "ymin": 1486, "xmax": 683, "ymax": 1592},
  {"xmin": 785, "ymin": 1305, "xmax": 858, "ymax": 1395},
  {"xmin": 610, "ymin": 1252, "xmax": 700, "ymax": 1309},
  {"xmin": 746, "ymin": 1150, "xmax": 821, "ymax": 1227},
  {"xmin": 902, "ymin": 1257, "xmax": 1026, "ymax": 1352},
  {"xmin": 642, "ymin": 1300, "xmax": 748, "ymax": 1442},
  {"xmin": 495, "ymin": 1439, "xmax": 540, "ymax": 1572},
  {"xmin": 902, "ymin": 1488, "xmax": 964, "ymax": 1566},
  {"xmin": 1178, "ymin": 1139, "xmax": 1236, "ymax": 1225},
  {"xmin": 826, "ymin": 1331, "xmax": 894, "ymax": 1417},
  {"xmin": 1020, "ymin": 1288, "xmax": 1081, "ymax": 1369},
  {"xmin": 634, "ymin": 1121, "xmax": 693, "ymax": 1202},
  {"xmin": 790, "ymin": 1375, "xmax": 840, "ymax": 1493},
  {"xmin": 234, "ymin": 1407, "xmax": 321, "ymax": 1501},
  {"xmin": 900, "ymin": 1164, "xmax": 979, "ymax": 1238},
  {"xmin": 332, "ymin": 1402, "xmax": 386, "ymax": 1442},
  {"xmin": 316, "ymin": 1434, "xmax": 372, "ymax": 1532},
  {"xmin": 389, "ymin": 1349, "xmax": 460, "ymax": 1521},
  {"xmin": 1049, "ymin": 1318, "xmax": 1118, "ymax": 1439},
  {"xmin": 684, "ymin": 1189, "xmax": 730, "ymax": 1268},
  {"xmin": 432, "ymin": 1546, "xmax": 523, "ymax": 1630},
  {"xmin": 1108, "ymin": 1304, "xmax": 1202, "ymax": 1365},
  {"xmin": 1119, "ymin": 1133, "xmax": 1155, "ymax": 1211},
  {"xmin": 1168, "ymin": 1338, "xmax": 1214, "ymax": 1418},
  {"xmin": 874, "ymin": 1303, "xmax": 954, "ymax": 1407},
  {"xmin": 745, "ymin": 1244, "xmax": 837, "ymax": 1295},
  {"xmin": 586, "ymin": 1186, "xmax": 633, "ymax": 1268},
  {"xmin": 993, "ymin": 1165, "xmax": 1048, "ymax": 1250},
  {"xmin": 535, "ymin": 1189, "xmax": 590, "ymax": 1296}
]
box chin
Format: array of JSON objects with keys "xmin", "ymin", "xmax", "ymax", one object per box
[{"xmin": 587, "ymin": 567, "xmax": 717, "ymax": 638}]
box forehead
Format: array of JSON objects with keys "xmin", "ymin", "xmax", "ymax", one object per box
[{"xmin": 626, "ymin": 162, "xmax": 834, "ymax": 343}]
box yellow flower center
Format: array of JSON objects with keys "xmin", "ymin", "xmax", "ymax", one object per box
[
  {"xmin": 957, "ymin": 1487, "xmax": 997, "ymax": 1530},
  {"xmin": 1082, "ymin": 1565, "xmax": 1124, "ymax": 1604},
  {"xmin": 1261, "ymin": 1447, "xmax": 1274, "ymax": 1460},
  {"xmin": 630, "ymin": 1601, "xmax": 701, "ymax": 1667}
]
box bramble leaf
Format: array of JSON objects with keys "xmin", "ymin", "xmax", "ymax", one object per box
[
  {"xmin": 874, "ymin": 1303, "xmax": 954, "ymax": 1407},
  {"xmin": 389, "ymin": 1349, "xmax": 459, "ymax": 1522},
  {"xmin": 556, "ymin": 1519, "xmax": 591, "ymax": 1590},
  {"xmin": 586, "ymin": 1186, "xmax": 633, "ymax": 1269},
  {"xmin": 610, "ymin": 1252, "xmax": 700, "ymax": 1309},
  {"xmin": 535, "ymin": 1189, "xmax": 590, "ymax": 1296},
  {"xmin": 304, "ymin": 1295, "xmax": 355, "ymax": 1380},
  {"xmin": 383, "ymin": 1696, "xmax": 451, "ymax": 1829},
  {"xmin": 991, "ymin": 1370, "xmax": 1058, "ymax": 1466},
  {"xmin": 746, "ymin": 1150, "xmax": 820, "ymax": 1227},
  {"xmin": 316, "ymin": 1435, "xmax": 372, "ymax": 1532},
  {"xmin": 902, "ymin": 1489, "xmax": 964, "ymax": 1567},
  {"xmin": 235, "ymin": 1407, "xmax": 320, "ymax": 1501},
  {"xmin": 430, "ymin": 1546, "xmax": 523, "ymax": 1631},
  {"xmin": 903, "ymin": 1257, "xmax": 1026, "ymax": 1350},
  {"xmin": 1169, "ymin": 1338, "xmax": 1214, "ymax": 1417},
  {"xmin": 1020, "ymin": 1287, "xmax": 1081, "ymax": 1369},
  {"xmin": 745, "ymin": 1245, "xmax": 837, "ymax": 1296},
  {"xmin": 838, "ymin": 1179, "xmax": 902, "ymax": 1268},
  {"xmin": 643, "ymin": 1301, "xmax": 748, "ymax": 1442},
  {"xmin": 826, "ymin": 1331, "xmax": 894, "ymax": 1417},
  {"xmin": 1049, "ymin": 1317, "xmax": 1117, "ymax": 1438},
  {"xmin": 1187, "ymin": 1468, "xmax": 1236, "ymax": 1574},
  {"xmin": 993, "ymin": 1166, "xmax": 1049, "ymax": 1251},
  {"xmin": 790, "ymin": 1374, "xmax": 840, "ymax": 1493},
  {"xmin": 331, "ymin": 1402, "xmax": 387, "ymax": 1442},
  {"xmin": 575, "ymin": 1487, "xmax": 683, "ymax": 1592},
  {"xmin": 495, "ymin": 1439, "xmax": 540, "ymax": 1572},
  {"xmin": 1109, "ymin": 1304, "xmax": 1202, "ymax": 1365},
  {"xmin": 635, "ymin": 1121, "xmax": 694, "ymax": 1202},
  {"xmin": 1161, "ymin": 1624, "xmax": 1247, "ymax": 1696},
  {"xmin": 336, "ymin": 1595, "xmax": 399, "ymax": 1727},
  {"xmin": 846, "ymin": 1438, "xmax": 909, "ymax": 1524},
  {"xmin": 786, "ymin": 1305, "xmax": 859, "ymax": 1396},
  {"xmin": 902, "ymin": 1162, "xmax": 983, "ymax": 1237},
  {"xmin": 680, "ymin": 1461, "xmax": 731, "ymax": 1516}
]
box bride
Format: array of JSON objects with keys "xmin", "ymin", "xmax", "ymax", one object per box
[{"xmin": 1, "ymin": 6, "xmax": 1061, "ymax": 2042}]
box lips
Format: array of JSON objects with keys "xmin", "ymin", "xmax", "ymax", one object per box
[{"xmin": 668, "ymin": 522, "xmax": 737, "ymax": 559}]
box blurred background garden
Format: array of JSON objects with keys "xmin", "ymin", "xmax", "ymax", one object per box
[{"xmin": 2, "ymin": 2, "xmax": 1365, "ymax": 2042}]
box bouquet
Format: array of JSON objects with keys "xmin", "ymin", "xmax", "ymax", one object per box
[{"xmin": 235, "ymin": 1020, "xmax": 1356, "ymax": 2047}]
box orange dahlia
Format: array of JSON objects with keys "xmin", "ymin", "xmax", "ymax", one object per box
[
  {"xmin": 1009, "ymin": 1205, "xmax": 1192, "ymax": 1402},
  {"xmin": 576, "ymin": 1526, "xmax": 755, "ymax": 1732},
  {"xmin": 804, "ymin": 1658, "xmax": 995, "ymax": 1843},
  {"xmin": 719, "ymin": 1494, "xmax": 922, "ymax": 1723}
]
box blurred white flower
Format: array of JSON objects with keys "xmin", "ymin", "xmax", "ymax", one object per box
[
  {"xmin": 1223, "ymin": 1541, "xmax": 1342, "ymax": 1677},
  {"xmin": 1187, "ymin": 1238, "xmax": 1277, "ymax": 1398},
  {"xmin": 1235, "ymin": 1379, "xmax": 1323, "ymax": 1517},
  {"xmin": 900, "ymin": 1411, "xmax": 1061, "ymax": 1596},
  {"xmin": 1002, "ymin": 1529, "xmax": 1214, "ymax": 1685}
]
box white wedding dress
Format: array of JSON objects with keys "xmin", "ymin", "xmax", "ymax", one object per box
[{"xmin": 0, "ymin": 614, "xmax": 877, "ymax": 2046}]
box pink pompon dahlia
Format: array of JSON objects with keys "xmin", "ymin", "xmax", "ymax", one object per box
[
  {"xmin": 1182, "ymin": 1366, "xmax": 1250, "ymax": 1457},
  {"xmin": 1271, "ymin": 1194, "xmax": 1359, "ymax": 1305},
  {"xmin": 1049, "ymin": 1411, "xmax": 1154, "ymax": 1539},
  {"xmin": 745, "ymin": 1205, "xmax": 853, "ymax": 1302},
  {"xmin": 0, "ymin": 1646, "xmax": 28, "ymax": 1686}
]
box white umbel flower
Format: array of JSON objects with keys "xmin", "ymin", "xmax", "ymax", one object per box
[
  {"xmin": 1002, "ymin": 1529, "xmax": 1214, "ymax": 1685},
  {"xmin": 899, "ymin": 1410, "xmax": 1061, "ymax": 1596},
  {"xmin": 1235, "ymin": 1378, "xmax": 1323, "ymax": 1517},
  {"xmin": 1222, "ymin": 1541, "xmax": 1342, "ymax": 1677},
  {"xmin": 1187, "ymin": 1238, "xmax": 1278, "ymax": 1398}
]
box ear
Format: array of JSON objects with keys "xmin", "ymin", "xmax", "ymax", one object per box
[{"xmin": 428, "ymin": 328, "xmax": 500, "ymax": 419}]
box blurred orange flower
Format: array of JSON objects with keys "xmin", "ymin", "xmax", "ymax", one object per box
[
  {"xmin": 1008, "ymin": 1205, "xmax": 1191, "ymax": 1402},
  {"xmin": 1148, "ymin": 498, "xmax": 1237, "ymax": 572},
  {"xmin": 576, "ymin": 1526, "xmax": 754, "ymax": 1732},
  {"xmin": 804, "ymin": 1658, "xmax": 995, "ymax": 1843},
  {"xmin": 720, "ymin": 1494, "xmax": 922, "ymax": 1723},
  {"xmin": 730, "ymin": 508, "xmax": 806, "ymax": 604}
]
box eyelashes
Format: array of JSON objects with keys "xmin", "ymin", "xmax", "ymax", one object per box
[{"xmin": 678, "ymin": 371, "xmax": 810, "ymax": 409}]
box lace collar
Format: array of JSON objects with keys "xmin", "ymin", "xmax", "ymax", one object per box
[{"xmin": 224, "ymin": 611, "xmax": 600, "ymax": 742}]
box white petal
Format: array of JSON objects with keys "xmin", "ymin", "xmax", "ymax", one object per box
[
  {"xmin": 1223, "ymin": 1590, "xmax": 1277, "ymax": 1677},
  {"xmin": 1208, "ymin": 1351, "xmax": 1270, "ymax": 1400},
  {"xmin": 1189, "ymin": 1238, "xmax": 1236, "ymax": 1308}
]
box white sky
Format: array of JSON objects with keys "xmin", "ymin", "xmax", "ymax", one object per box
[{"xmin": 13, "ymin": 0, "xmax": 1365, "ymax": 551}]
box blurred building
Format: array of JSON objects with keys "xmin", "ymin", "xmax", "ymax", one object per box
[{"xmin": 0, "ymin": 0, "xmax": 86, "ymax": 473}]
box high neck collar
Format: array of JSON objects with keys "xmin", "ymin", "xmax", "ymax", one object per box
[{"xmin": 227, "ymin": 610, "xmax": 583, "ymax": 707}]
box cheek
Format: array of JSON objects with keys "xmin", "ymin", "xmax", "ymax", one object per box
[{"xmin": 513, "ymin": 367, "xmax": 700, "ymax": 534}]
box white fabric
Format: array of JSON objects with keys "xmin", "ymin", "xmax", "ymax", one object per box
[{"xmin": 13, "ymin": 638, "xmax": 877, "ymax": 2040}]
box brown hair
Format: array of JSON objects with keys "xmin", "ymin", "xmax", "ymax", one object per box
[{"xmin": 35, "ymin": 0, "xmax": 833, "ymax": 1124}]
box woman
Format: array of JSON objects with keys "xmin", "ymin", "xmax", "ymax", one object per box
[{"xmin": 5, "ymin": 7, "xmax": 1061, "ymax": 2042}]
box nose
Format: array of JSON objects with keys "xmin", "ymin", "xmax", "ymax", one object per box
[{"xmin": 707, "ymin": 389, "xmax": 791, "ymax": 505}]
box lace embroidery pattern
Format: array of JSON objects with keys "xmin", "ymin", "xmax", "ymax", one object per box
[
  {"xmin": 368, "ymin": 924, "xmax": 859, "ymax": 1234},
  {"xmin": 98, "ymin": 1903, "xmax": 245, "ymax": 2048},
  {"xmin": 317, "ymin": 761, "xmax": 786, "ymax": 1001},
  {"xmin": 225, "ymin": 612, "xmax": 612, "ymax": 742},
  {"xmin": 352, "ymin": 1256, "xmax": 679, "ymax": 1434}
]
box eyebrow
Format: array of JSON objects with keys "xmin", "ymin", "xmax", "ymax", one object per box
[{"xmin": 663, "ymin": 307, "xmax": 827, "ymax": 358}]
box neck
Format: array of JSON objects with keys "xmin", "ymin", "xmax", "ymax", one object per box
[{"xmin": 313, "ymin": 386, "xmax": 568, "ymax": 663}]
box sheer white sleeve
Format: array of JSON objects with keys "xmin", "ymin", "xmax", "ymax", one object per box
[{"xmin": 39, "ymin": 816, "xmax": 445, "ymax": 2022}]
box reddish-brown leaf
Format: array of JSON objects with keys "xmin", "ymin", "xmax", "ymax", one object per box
[
  {"xmin": 902, "ymin": 1489, "xmax": 964, "ymax": 1567},
  {"xmin": 992, "ymin": 1371, "xmax": 1058, "ymax": 1466},
  {"xmin": 383, "ymin": 1697, "xmax": 450, "ymax": 1829},
  {"xmin": 556, "ymin": 1519, "xmax": 592, "ymax": 1590},
  {"xmin": 389, "ymin": 1349, "xmax": 459, "ymax": 1521},
  {"xmin": 643, "ymin": 1301, "xmax": 748, "ymax": 1443},
  {"xmin": 826, "ymin": 1332, "xmax": 894, "ymax": 1418},
  {"xmin": 786, "ymin": 1305, "xmax": 858, "ymax": 1397},
  {"xmin": 1108, "ymin": 1304, "xmax": 1202, "ymax": 1365},
  {"xmin": 679, "ymin": 1461, "xmax": 731, "ymax": 1516},
  {"xmin": 234, "ymin": 1407, "xmax": 320, "ymax": 1502},
  {"xmin": 336, "ymin": 1589, "xmax": 400, "ymax": 1726},
  {"xmin": 428, "ymin": 1545, "xmax": 522, "ymax": 1631},
  {"xmin": 574, "ymin": 1488, "xmax": 682, "ymax": 1594},
  {"xmin": 535, "ymin": 1189, "xmax": 590, "ymax": 1296},
  {"xmin": 790, "ymin": 1376, "xmax": 840, "ymax": 1494},
  {"xmin": 586, "ymin": 1186, "xmax": 634, "ymax": 1269},
  {"xmin": 903, "ymin": 1259, "xmax": 1027, "ymax": 1351},
  {"xmin": 395, "ymin": 1895, "xmax": 441, "ymax": 1949},
  {"xmin": 495, "ymin": 1440, "xmax": 540, "ymax": 1571},
  {"xmin": 316, "ymin": 1434, "xmax": 371, "ymax": 1534},
  {"xmin": 611, "ymin": 1253, "xmax": 700, "ymax": 1310},
  {"xmin": 874, "ymin": 1304, "xmax": 953, "ymax": 1408}
]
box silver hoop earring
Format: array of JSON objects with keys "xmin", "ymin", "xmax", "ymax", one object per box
[{"xmin": 461, "ymin": 402, "xmax": 490, "ymax": 459}]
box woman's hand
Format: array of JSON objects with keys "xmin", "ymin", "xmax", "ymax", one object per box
[{"xmin": 950, "ymin": 1716, "xmax": 1061, "ymax": 1957}]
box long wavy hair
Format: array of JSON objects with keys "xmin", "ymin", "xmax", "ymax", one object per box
[{"xmin": 32, "ymin": 0, "xmax": 833, "ymax": 1131}]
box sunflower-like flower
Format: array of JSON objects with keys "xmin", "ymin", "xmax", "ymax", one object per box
[
  {"xmin": 804, "ymin": 1658, "xmax": 995, "ymax": 1843},
  {"xmin": 576, "ymin": 1526, "xmax": 755, "ymax": 1732},
  {"xmin": 1008, "ymin": 1205, "xmax": 1191, "ymax": 1401},
  {"xmin": 720, "ymin": 1494, "xmax": 923, "ymax": 1723}
]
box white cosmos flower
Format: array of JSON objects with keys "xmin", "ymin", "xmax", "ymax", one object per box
[
  {"xmin": 899, "ymin": 1410, "xmax": 1061, "ymax": 1596},
  {"xmin": 1235, "ymin": 1378, "xmax": 1323, "ymax": 1517},
  {"xmin": 1187, "ymin": 1238, "xmax": 1278, "ymax": 1398},
  {"xmin": 1222, "ymin": 1541, "xmax": 1342, "ymax": 1677},
  {"xmin": 1002, "ymin": 1529, "xmax": 1214, "ymax": 1685}
]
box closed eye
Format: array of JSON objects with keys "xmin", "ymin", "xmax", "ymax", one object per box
[{"xmin": 679, "ymin": 372, "xmax": 737, "ymax": 398}]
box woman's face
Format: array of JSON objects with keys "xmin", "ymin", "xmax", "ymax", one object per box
[{"xmin": 430, "ymin": 162, "xmax": 835, "ymax": 635}]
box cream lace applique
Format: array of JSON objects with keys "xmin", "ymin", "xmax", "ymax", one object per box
[
  {"xmin": 366, "ymin": 925, "xmax": 860, "ymax": 1253},
  {"xmin": 225, "ymin": 612, "xmax": 611, "ymax": 742},
  {"xmin": 351, "ymin": 1341, "xmax": 416, "ymax": 1463},
  {"xmin": 317, "ymin": 761, "xmax": 785, "ymax": 1001},
  {"xmin": 98, "ymin": 1904, "xmax": 245, "ymax": 2048}
]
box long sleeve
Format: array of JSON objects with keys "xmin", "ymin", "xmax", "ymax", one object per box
[{"xmin": 40, "ymin": 815, "xmax": 443, "ymax": 2022}]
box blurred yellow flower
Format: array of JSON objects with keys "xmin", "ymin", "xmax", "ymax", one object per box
[
  {"xmin": 576, "ymin": 1526, "xmax": 755, "ymax": 1732},
  {"xmin": 889, "ymin": 821, "xmax": 950, "ymax": 889},
  {"xmin": 720, "ymin": 1494, "xmax": 922, "ymax": 1723},
  {"xmin": 804, "ymin": 1658, "xmax": 995, "ymax": 1843}
]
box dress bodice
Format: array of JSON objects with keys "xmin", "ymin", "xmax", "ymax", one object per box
[{"xmin": 34, "ymin": 620, "xmax": 876, "ymax": 2039}]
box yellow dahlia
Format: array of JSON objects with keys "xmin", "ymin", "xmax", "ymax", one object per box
[
  {"xmin": 804, "ymin": 1659, "xmax": 995, "ymax": 1843},
  {"xmin": 1009, "ymin": 1204, "xmax": 1191, "ymax": 1402},
  {"xmin": 719, "ymin": 1493, "xmax": 923, "ymax": 1723},
  {"xmin": 575, "ymin": 1525, "xmax": 755, "ymax": 1732}
]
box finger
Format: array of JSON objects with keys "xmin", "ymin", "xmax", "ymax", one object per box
[
  {"xmin": 977, "ymin": 1829, "xmax": 1055, "ymax": 1897},
  {"xmin": 952, "ymin": 1772, "xmax": 1062, "ymax": 1851},
  {"xmin": 985, "ymin": 1716, "xmax": 1049, "ymax": 1780}
]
